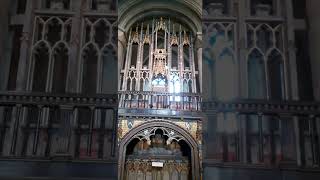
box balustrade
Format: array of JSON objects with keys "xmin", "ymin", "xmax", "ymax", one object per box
[
  {"xmin": 119, "ymin": 91, "xmax": 202, "ymax": 111},
  {"xmin": 0, "ymin": 92, "xmax": 117, "ymax": 160},
  {"xmin": 202, "ymin": 100, "xmax": 320, "ymax": 167}
]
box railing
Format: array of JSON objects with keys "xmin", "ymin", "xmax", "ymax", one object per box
[
  {"xmin": 118, "ymin": 91, "xmax": 202, "ymax": 111},
  {"xmin": 201, "ymin": 99, "xmax": 320, "ymax": 167},
  {"xmin": 0, "ymin": 91, "xmax": 118, "ymax": 160},
  {"xmin": 202, "ymin": 99, "xmax": 320, "ymax": 114},
  {"xmin": 0, "ymin": 91, "xmax": 118, "ymax": 107}
]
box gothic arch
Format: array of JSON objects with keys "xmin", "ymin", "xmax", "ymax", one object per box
[
  {"xmin": 118, "ymin": 0, "xmax": 202, "ymax": 34},
  {"xmin": 118, "ymin": 120, "xmax": 200, "ymax": 180}
]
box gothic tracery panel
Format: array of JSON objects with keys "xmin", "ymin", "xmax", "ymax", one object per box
[
  {"xmin": 29, "ymin": 16, "xmax": 72, "ymax": 92},
  {"xmin": 246, "ymin": 22, "xmax": 285, "ymax": 99},
  {"xmin": 119, "ymin": 18, "xmax": 201, "ymax": 111},
  {"xmin": 203, "ymin": 22, "xmax": 237, "ymax": 100},
  {"xmin": 80, "ymin": 17, "xmax": 117, "ymax": 94}
]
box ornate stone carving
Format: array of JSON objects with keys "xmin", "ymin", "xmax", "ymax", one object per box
[
  {"xmin": 156, "ymin": 17, "xmax": 166, "ymax": 31},
  {"xmin": 143, "ymin": 35, "xmax": 150, "ymax": 44},
  {"xmin": 131, "ymin": 31, "xmax": 139, "ymax": 43},
  {"xmin": 153, "ymin": 49, "xmax": 167, "ymax": 77},
  {"xmin": 170, "ymin": 35, "xmax": 178, "ymax": 45},
  {"xmin": 183, "ymin": 31, "xmax": 190, "ymax": 46}
]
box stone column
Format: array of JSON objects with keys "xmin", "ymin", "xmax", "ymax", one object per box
[
  {"xmin": 68, "ymin": 0, "xmax": 82, "ymax": 93},
  {"xmin": 279, "ymin": 113, "xmax": 297, "ymax": 164},
  {"xmin": 195, "ymin": 32, "xmax": 202, "ymax": 94},
  {"xmin": 237, "ymin": 0, "xmax": 248, "ymax": 98},
  {"xmin": 239, "ymin": 114, "xmax": 248, "ymax": 163},
  {"xmin": 3, "ymin": 105, "xmax": 22, "ymax": 156},
  {"xmin": 307, "ymin": 0, "xmax": 320, "ymax": 100},
  {"xmin": 118, "ymin": 28, "xmax": 127, "ymax": 89},
  {"xmin": 293, "ymin": 115, "xmax": 302, "ymax": 166},
  {"xmin": 16, "ymin": 0, "xmax": 35, "ymax": 91},
  {"xmin": 202, "ymin": 109, "xmax": 218, "ymax": 159},
  {"xmin": 285, "ymin": 0, "xmax": 299, "ymax": 100}
]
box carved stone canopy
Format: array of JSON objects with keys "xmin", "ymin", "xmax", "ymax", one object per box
[
  {"xmin": 131, "ymin": 131, "xmax": 184, "ymax": 157},
  {"xmin": 153, "ymin": 49, "xmax": 167, "ymax": 77},
  {"xmin": 156, "ymin": 17, "xmax": 166, "ymax": 31}
]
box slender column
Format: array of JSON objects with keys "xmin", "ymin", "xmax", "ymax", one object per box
[
  {"xmin": 203, "ymin": 108, "xmax": 218, "ymax": 159},
  {"xmin": 279, "ymin": 113, "xmax": 297, "ymax": 164},
  {"xmin": 179, "ymin": 27, "xmax": 183, "ymax": 91},
  {"xmin": 239, "ymin": 114, "xmax": 248, "ymax": 163},
  {"xmin": 118, "ymin": 28, "xmax": 127, "ymax": 87},
  {"xmin": 258, "ymin": 113, "xmax": 264, "ymax": 162},
  {"xmin": 195, "ymin": 33, "xmax": 202, "ymax": 93},
  {"xmin": 148, "ymin": 19, "xmax": 155, "ymax": 88},
  {"xmin": 68, "ymin": 106, "xmax": 77, "ymax": 158},
  {"xmin": 3, "ymin": 105, "xmax": 22, "ymax": 156},
  {"xmin": 293, "ymin": 115, "xmax": 302, "ymax": 166},
  {"xmin": 11, "ymin": 106, "xmax": 27, "ymax": 156},
  {"xmin": 136, "ymin": 24, "xmax": 143, "ymax": 91},
  {"xmin": 284, "ymin": 0, "xmax": 299, "ymax": 100},
  {"xmin": 122, "ymin": 29, "xmax": 132, "ymax": 91},
  {"xmin": 307, "ymin": 0, "xmax": 320, "ymax": 100},
  {"xmin": 238, "ymin": 0, "xmax": 248, "ymax": 98},
  {"xmin": 16, "ymin": 0, "xmax": 35, "ymax": 91},
  {"xmin": 68, "ymin": 0, "xmax": 82, "ymax": 93}
]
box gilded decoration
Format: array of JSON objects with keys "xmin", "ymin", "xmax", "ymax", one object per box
[
  {"xmin": 131, "ymin": 30, "xmax": 139, "ymax": 43},
  {"xmin": 183, "ymin": 30, "xmax": 190, "ymax": 45},
  {"xmin": 170, "ymin": 35, "xmax": 179, "ymax": 45},
  {"xmin": 156, "ymin": 17, "xmax": 166, "ymax": 31},
  {"xmin": 153, "ymin": 49, "xmax": 168, "ymax": 76},
  {"xmin": 118, "ymin": 118, "xmax": 201, "ymax": 145}
]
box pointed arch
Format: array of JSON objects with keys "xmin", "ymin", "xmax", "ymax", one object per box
[
  {"xmin": 45, "ymin": 17, "xmax": 64, "ymax": 46},
  {"xmin": 183, "ymin": 44, "xmax": 190, "ymax": 69},
  {"xmin": 171, "ymin": 44, "xmax": 179, "ymax": 68},
  {"xmin": 101, "ymin": 44, "xmax": 117, "ymax": 94},
  {"xmin": 94, "ymin": 19, "xmax": 110, "ymax": 48},
  {"xmin": 81, "ymin": 43, "xmax": 98, "ymax": 94},
  {"xmin": 142, "ymin": 43, "xmax": 150, "ymax": 67},
  {"xmin": 256, "ymin": 24, "xmax": 273, "ymax": 53},
  {"xmin": 31, "ymin": 41, "xmax": 50, "ymax": 92},
  {"xmin": 267, "ymin": 49, "xmax": 284, "ymax": 100},
  {"xmin": 216, "ymin": 47, "xmax": 236, "ymax": 100},
  {"xmin": 130, "ymin": 42, "xmax": 139, "ymax": 68},
  {"xmin": 248, "ymin": 48, "xmax": 267, "ymax": 99},
  {"xmin": 51, "ymin": 42, "xmax": 69, "ymax": 93},
  {"xmin": 188, "ymin": 80, "xmax": 193, "ymax": 93},
  {"xmin": 131, "ymin": 78, "xmax": 137, "ymax": 91},
  {"xmin": 118, "ymin": 120, "xmax": 200, "ymax": 180}
]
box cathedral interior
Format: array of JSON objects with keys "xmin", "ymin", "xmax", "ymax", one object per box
[{"xmin": 0, "ymin": 0, "xmax": 319, "ymax": 180}]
